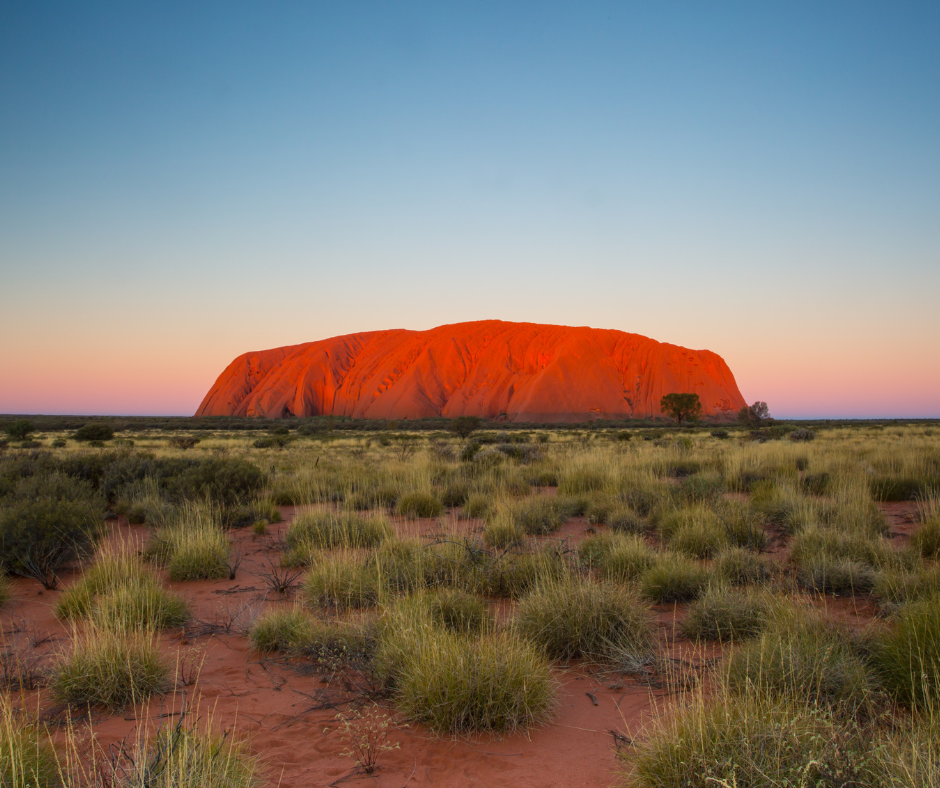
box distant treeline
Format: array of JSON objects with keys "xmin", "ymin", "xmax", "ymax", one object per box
[{"xmin": 1, "ymin": 413, "xmax": 937, "ymax": 434}]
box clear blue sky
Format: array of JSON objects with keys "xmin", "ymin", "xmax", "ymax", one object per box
[{"xmin": 2, "ymin": 2, "xmax": 938, "ymax": 417}]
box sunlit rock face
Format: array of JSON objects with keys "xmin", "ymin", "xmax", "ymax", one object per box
[{"xmin": 195, "ymin": 320, "xmax": 746, "ymax": 422}]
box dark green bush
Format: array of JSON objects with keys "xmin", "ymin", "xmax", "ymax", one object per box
[
  {"xmin": 166, "ymin": 458, "xmax": 265, "ymax": 506},
  {"xmin": 0, "ymin": 474, "xmax": 102, "ymax": 588},
  {"xmin": 72, "ymin": 423, "xmax": 114, "ymax": 442},
  {"xmin": 4, "ymin": 420, "xmax": 35, "ymax": 440}
]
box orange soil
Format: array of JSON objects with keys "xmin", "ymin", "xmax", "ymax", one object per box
[{"xmin": 1, "ymin": 500, "xmax": 915, "ymax": 787}]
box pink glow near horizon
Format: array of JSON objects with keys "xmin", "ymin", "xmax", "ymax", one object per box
[{"xmin": 2, "ymin": 317, "xmax": 937, "ymax": 419}]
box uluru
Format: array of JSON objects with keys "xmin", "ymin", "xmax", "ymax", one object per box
[{"xmin": 196, "ymin": 321, "xmax": 746, "ymax": 422}]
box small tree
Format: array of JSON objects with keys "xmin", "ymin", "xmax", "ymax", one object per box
[
  {"xmin": 660, "ymin": 393, "xmax": 702, "ymax": 426},
  {"xmin": 737, "ymin": 401, "xmax": 770, "ymax": 427},
  {"xmin": 5, "ymin": 420, "xmax": 35, "ymax": 441},
  {"xmin": 450, "ymin": 416, "xmax": 481, "ymax": 440}
]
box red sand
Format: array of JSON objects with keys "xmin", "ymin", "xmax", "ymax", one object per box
[
  {"xmin": 195, "ymin": 320, "xmax": 747, "ymax": 422},
  {"xmin": 2, "ymin": 510, "xmax": 685, "ymax": 788},
  {"xmin": 2, "ymin": 501, "xmax": 910, "ymax": 786}
]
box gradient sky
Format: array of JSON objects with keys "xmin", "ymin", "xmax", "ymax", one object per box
[{"xmin": 2, "ymin": 2, "xmax": 938, "ymax": 418}]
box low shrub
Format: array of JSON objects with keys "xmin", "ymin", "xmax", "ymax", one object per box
[
  {"xmin": 167, "ymin": 435, "xmax": 200, "ymax": 449},
  {"xmin": 516, "ymin": 579, "xmax": 653, "ymax": 667},
  {"xmin": 166, "ymin": 458, "xmax": 266, "ymax": 507},
  {"xmin": 679, "ymin": 586, "xmax": 769, "ymax": 642},
  {"xmin": 788, "ymin": 428, "xmax": 816, "ymax": 442},
  {"xmin": 396, "ymin": 492, "xmax": 444, "ymax": 519},
  {"xmin": 72, "ymin": 423, "xmax": 114, "ymax": 442},
  {"xmin": 0, "ymin": 474, "xmax": 103, "ymax": 588},
  {"xmin": 53, "ymin": 627, "xmax": 170, "ymax": 709},
  {"xmin": 801, "ymin": 471, "xmax": 830, "ymax": 496}
]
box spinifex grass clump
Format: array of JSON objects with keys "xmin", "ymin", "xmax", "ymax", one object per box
[
  {"xmin": 285, "ymin": 510, "xmax": 392, "ymax": 554},
  {"xmin": 479, "ymin": 546, "xmax": 570, "ymax": 598},
  {"xmin": 423, "ymin": 588, "xmax": 490, "ymax": 634},
  {"xmin": 639, "ymin": 553, "xmax": 714, "ymax": 603},
  {"xmin": 874, "ymin": 564, "xmax": 940, "ymax": 604},
  {"xmin": 873, "ymin": 594, "xmax": 940, "ymax": 707},
  {"xmin": 713, "ymin": 546, "xmax": 771, "ymax": 586},
  {"xmin": 249, "ymin": 607, "xmax": 316, "ymax": 653},
  {"xmin": 302, "ymin": 551, "xmax": 380, "ymax": 610},
  {"xmin": 581, "ymin": 533, "xmax": 656, "ymax": 584},
  {"xmin": 250, "ymin": 607, "xmax": 373, "ymax": 667},
  {"xmin": 679, "ymin": 586, "xmax": 769, "ymax": 642},
  {"xmin": 116, "ymin": 723, "xmax": 259, "ymax": 788},
  {"xmin": 395, "ymin": 491, "xmax": 444, "ymax": 519},
  {"xmin": 56, "ymin": 544, "xmax": 188, "ymax": 630},
  {"xmin": 496, "ymin": 496, "xmax": 569, "ymax": 536},
  {"xmin": 376, "ymin": 597, "xmax": 555, "ymax": 734},
  {"xmin": 911, "ymin": 516, "xmax": 940, "ymax": 559},
  {"xmin": 482, "ymin": 512, "xmax": 524, "ymax": 549},
  {"xmin": 726, "ymin": 605, "xmax": 874, "ymax": 708},
  {"xmin": 607, "ymin": 506, "xmax": 647, "ymax": 535},
  {"xmin": 0, "ymin": 695, "xmax": 60, "ymax": 788},
  {"xmin": 53, "ymin": 625, "xmax": 170, "ymax": 709},
  {"xmin": 516, "ymin": 578, "xmax": 653, "ymax": 668},
  {"xmin": 396, "ymin": 630, "xmax": 555, "ymax": 734},
  {"xmin": 627, "ymin": 688, "xmax": 885, "ymax": 788},
  {"xmin": 147, "ymin": 502, "xmax": 230, "ymax": 581},
  {"xmin": 790, "ymin": 526, "xmax": 900, "ymax": 595}
]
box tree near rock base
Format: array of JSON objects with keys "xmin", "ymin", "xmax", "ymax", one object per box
[{"xmin": 660, "ymin": 393, "xmax": 702, "ymax": 426}]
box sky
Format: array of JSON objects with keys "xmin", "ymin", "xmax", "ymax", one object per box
[{"xmin": 1, "ymin": 1, "xmax": 938, "ymax": 419}]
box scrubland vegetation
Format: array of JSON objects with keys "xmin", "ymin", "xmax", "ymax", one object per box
[{"xmin": 0, "ymin": 418, "xmax": 937, "ymax": 785}]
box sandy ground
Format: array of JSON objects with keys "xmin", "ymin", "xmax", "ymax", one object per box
[{"xmin": 0, "ymin": 499, "xmax": 917, "ymax": 787}]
